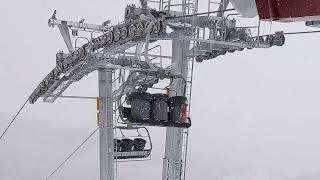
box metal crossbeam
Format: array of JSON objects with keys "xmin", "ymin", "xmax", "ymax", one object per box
[
  {"xmin": 106, "ymin": 51, "xmax": 172, "ymax": 59},
  {"xmin": 152, "ymin": 36, "xmax": 253, "ymax": 48},
  {"xmin": 49, "ymin": 18, "xmax": 110, "ymax": 32}
]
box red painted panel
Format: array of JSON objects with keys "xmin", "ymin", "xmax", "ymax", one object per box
[{"xmin": 255, "ymin": 0, "xmax": 320, "ymax": 21}]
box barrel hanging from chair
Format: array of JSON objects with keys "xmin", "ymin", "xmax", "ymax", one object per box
[
  {"xmin": 168, "ymin": 96, "xmax": 188, "ymax": 124},
  {"xmin": 128, "ymin": 92, "xmax": 152, "ymax": 121}
]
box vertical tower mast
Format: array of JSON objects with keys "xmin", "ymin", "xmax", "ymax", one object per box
[
  {"xmin": 99, "ymin": 69, "xmax": 114, "ymax": 180},
  {"xmin": 162, "ymin": 1, "xmax": 198, "ymax": 180},
  {"xmin": 162, "ymin": 40, "xmax": 190, "ymax": 180}
]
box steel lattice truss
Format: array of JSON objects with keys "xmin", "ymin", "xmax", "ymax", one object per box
[
  {"xmin": 24, "ymin": 1, "xmax": 320, "ymax": 180},
  {"xmin": 28, "ymin": 2, "xmax": 285, "ymax": 105},
  {"xmin": 26, "ymin": 1, "xmax": 291, "ymax": 180}
]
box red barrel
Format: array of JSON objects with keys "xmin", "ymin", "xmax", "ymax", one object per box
[{"xmin": 168, "ymin": 96, "xmax": 188, "ymax": 123}]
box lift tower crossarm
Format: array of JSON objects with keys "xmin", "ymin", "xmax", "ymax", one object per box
[
  {"xmin": 48, "ymin": 10, "xmax": 111, "ymax": 53},
  {"xmin": 48, "ymin": 12, "xmax": 111, "ymax": 32},
  {"xmin": 49, "ymin": 18, "xmax": 111, "ymax": 32}
]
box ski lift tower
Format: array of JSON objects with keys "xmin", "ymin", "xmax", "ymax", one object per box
[{"xmin": 29, "ymin": 0, "xmax": 286, "ymax": 180}]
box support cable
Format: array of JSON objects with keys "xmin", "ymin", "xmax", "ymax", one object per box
[
  {"xmin": 46, "ymin": 127, "xmax": 99, "ymax": 180},
  {"xmin": 0, "ymin": 99, "xmax": 29, "ymax": 142}
]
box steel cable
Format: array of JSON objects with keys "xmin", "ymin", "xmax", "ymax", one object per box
[
  {"xmin": 0, "ymin": 99, "xmax": 29, "ymax": 142},
  {"xmin": 46, "ymin": 127, "xmax": 99, "ymax": 180}
]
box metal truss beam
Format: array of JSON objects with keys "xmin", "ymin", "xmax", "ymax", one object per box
[
  {"xmin": 42, "ymin": 55, "xmax": 167, "ymax": 103},
  {"xmin": 152, "ymin": 36, "xmax": 254, "ymax": 49},
  {"xmin": 106, "ymin": 51, "xmax": 172, "ymax": 59}
]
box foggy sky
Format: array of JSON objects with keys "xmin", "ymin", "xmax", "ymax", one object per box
[{"xmin": 1, "ymin": 0, "xmax": 320, "ymax": 179}]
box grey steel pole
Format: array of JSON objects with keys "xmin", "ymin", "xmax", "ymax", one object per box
[
  {"xmin": 98, "ymin": 68, "xmax": 114, "ymax": 180},
  {"xmin": 162, "ymin": 38, "xmax": 189, "ymax": 180}
]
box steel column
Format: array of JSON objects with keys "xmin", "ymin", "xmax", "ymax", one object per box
[
  {"xmin": 162, "ymin": 38, "xmax": 189, "ymax": 180},
  {"xmin": 99, "ymin": 69, "xmax": 114, "ymax": 180}
]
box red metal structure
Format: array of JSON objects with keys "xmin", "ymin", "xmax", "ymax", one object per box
[{"xmin": 255, "ymin": 0, "xmax": 320, "ymax": 22}]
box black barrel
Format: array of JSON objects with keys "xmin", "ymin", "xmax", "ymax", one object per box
[
  {"xmin": 168, "ymin": 96, "xmax": 188, "ymax": 123},
  {"xmin": 151, "ymin": 94, "xmax": 169, "ymax": 122},
  {"xmin": 114, "ymin": 139, "xmax": 122, "ymax": 152},
  {"xmin": 120, "ymin": 107, "xmax": 131, "ymax": 120},
  {"xmin": 128, "ymin": 92, "xmax": 152, "ymax": 121},
  {"xmin": 120, "ymin": 138, "xmax": 134, "ymax": 152},
  {"xmin": 133, "ymin": 138, "xmax": 147, "ymax": 151}
]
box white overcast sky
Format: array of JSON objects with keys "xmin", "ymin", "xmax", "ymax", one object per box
[{"xmin": 1, "ymin": 0, "xmax": 320, "ymax": 180}]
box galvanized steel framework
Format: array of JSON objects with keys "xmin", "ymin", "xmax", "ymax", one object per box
[{"xmin": 28, "ymin": 0, "xmax": 286, "ymax": 180}]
